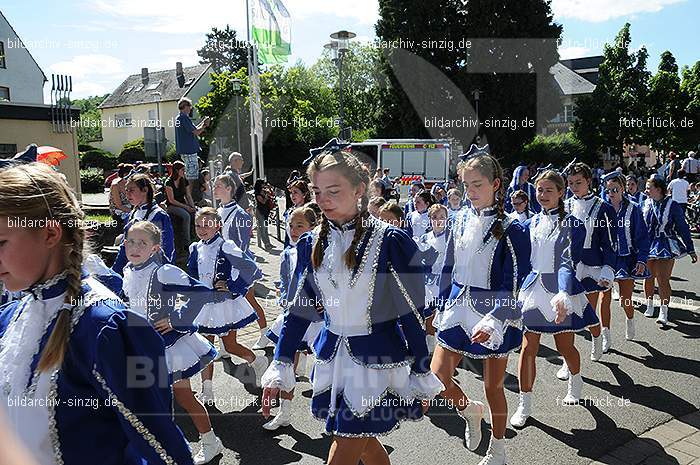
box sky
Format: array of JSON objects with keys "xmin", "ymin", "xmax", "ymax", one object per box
[{"xmin": 2, "ymin": 0, "xmax": 699, "ymax": 100}]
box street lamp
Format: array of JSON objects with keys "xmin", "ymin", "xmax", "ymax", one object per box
[
  {"xmin": 326, "ymin": 30, "xmax": 356, "ymax": 141},
  {"xmin": 231, "ymin": 78, "xmax": 242, "ymax": 152},
  {"xmin": 152, "ymin": 91, "xmax": 163, "ymax": 175}
]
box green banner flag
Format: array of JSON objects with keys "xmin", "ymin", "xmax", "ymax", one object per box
[{"xmin": 251, "ymin": 0, "xmax": 291, "ymax": 64}]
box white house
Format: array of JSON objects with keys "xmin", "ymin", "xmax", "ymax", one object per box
[
  {"xmin": 98, "ymin": 63, "xmax": 213, "ymax": 156},
  {"xmin": 0, "ymin": 10, "xmax": 47, "ymax": 104}
]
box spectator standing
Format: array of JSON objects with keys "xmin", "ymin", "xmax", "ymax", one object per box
[
  {"xmin": 254, "ymin": 179, "xmax": 275, "ymax": 250},
  {"xmin": 175, "ymin": 97, "xmax": 210, "ymax": 181},
  {"xmin": 668, "ymin": 170, "xmax": 691, "ymax": 213},
  {"xmin": 165, "ymin": 160, "xmax": 196, "ymax": 245},
  {"xmin": 109, "ymin": 163, "xmax": 133, "ymax": 228},
  {"xmin": 682, "ymin": 151, "xmax": 699, "ymax": 183},
  {"xmin": 225, "ymin": 152, "xmax": 252, "ymax": 211}
]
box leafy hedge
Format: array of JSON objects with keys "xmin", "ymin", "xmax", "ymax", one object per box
[
  {"xmin": 521, "ymin": 133, "xmax": 593, "ymax": 165},
  {"xmin": 119, "ymin": 137, "xmax": 145, "ymax": 164},
  {"xmin": 79, "ymin": 147, "xmax": 118, "ymax": 170},
  {"xmin": 80, "ymin": 168, "xmax": 105, "ymax": 193}
]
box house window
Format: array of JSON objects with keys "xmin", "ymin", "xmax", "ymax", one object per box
[
  {"xmin": 564, "ymin": 104, "xmax": 576, "ymax": 123},
  {"xmin": 115, "ymin": 113, "xmax": 132, "ymax": 128},
  {"xmin": 0, "ymin": 144, "xmax": 17, "ymax": 158},
  {"xmin": 145, "ymin": 81, "xmax": 162, "ymax": 91},
  {"xmin": 0, "ymin": 41, "xmax": 5, "ymax": 68},
  {"xmin": 0, "ymin": 87, "xmax": 9, "ymax": 102}
]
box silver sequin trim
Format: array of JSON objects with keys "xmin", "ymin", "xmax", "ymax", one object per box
[
  {"xmin": 389, "ymin": 265, "xmax": 424, "ymax": 327},
  {"xmin": 47, "ymin": 370, "xmax": 63, "ymax": 464},
  {"xmin": 93, "ymin": 369, "xmax": 176, "ymax": 465},
  {"xmin": 365, "ymin": 222, "xmax": 387, "ymax": 335},
  {"xmin": 436, "ymin": 339, "xmax": 519, "ymax": 359}
]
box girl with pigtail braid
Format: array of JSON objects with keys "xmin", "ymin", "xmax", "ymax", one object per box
[
  {"xmin": 0, "ymin": 162, "xmax": 194, "ymax": 465},
  {"xmin": 262, "ymin": 145, "xmax": 442, "ymax": 465},
  {"xmin": 431, "ymin": 154, "xmax": 531, "ymax": 465},
  {"xmin": 512, "ymin": 170, "xmax": 599, "ymax": 428}
]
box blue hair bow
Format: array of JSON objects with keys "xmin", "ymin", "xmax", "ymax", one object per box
[
  {"xmin": 459, "ymin": 143, "xmax": 490, "ymax": 161},
  {"xmin": 303, "ymin": 138, "xmax": 352, "ymax": 166},
  {"xmin": 0, "ymin": 144, "xmax": 38, "ymax": 169}
]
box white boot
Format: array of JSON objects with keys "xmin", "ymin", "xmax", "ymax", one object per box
[
  {"xmin": 625, "ymin": 318, "xmax": 635, "ymax": 340},
  {"xmin": 193, "ymin": 430, "xmax": 223, "ymax": 465},
  {"xmin": 656, "ymin": 305, "xmax": 668, "ymax": 325},
  {"xmin": 252, "ymin": 328, "xmax": 272, "ymax": 349},
  {"xmin": 262, "ymin": 398, "xmax": 292, "ymax": 430},
  {"xmin": 457, "ymin": 400, "xmax": 484, "ymax": 451},
  {"xmin": 644, "ymin": 298, "xmax": 655, "ymax": 317},
  {"xmin": 510, "ymin": 392, "xmax": 531, "ymax": 428},
  {"xmin": 590, "ymin": 335, "xmax": 603, "ymax": 361},
  {"xmin": 200, "ymin": 380, "xmax": 214, "ymax": 405},
  {"xmin": 426, "ymin": 334, "xmax": 437, "ymax": 353},
  {"xmin": 556, "ymin": 362, "xmax": 570, "ymax": 381},
  {"xmin": 250, "ymin": 354, "xmax": 269, "ymax": 387},
  {"xmin": 478, "ymin": 436, "xmax": 506, "ymax": 465},
  {"xmin": 601, "ymin": 327, "xmax": 612, "ymax": 353},
  {"xmin": 562, "ymin": 372, "xmax": 583, "ymax": 405}
]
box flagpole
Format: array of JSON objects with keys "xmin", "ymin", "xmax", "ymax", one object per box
[{"xmin": 246, "ymin": 0, "xmax": 258, "ymax": 182}]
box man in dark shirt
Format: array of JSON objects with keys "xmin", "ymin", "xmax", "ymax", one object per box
[
  {"xmin": 175, "ymin": 97, "xmax": 210, "ymax": 181},
  {"xmin": 225, "ymin": 152, "xmax": 253, "ymax": 211}
]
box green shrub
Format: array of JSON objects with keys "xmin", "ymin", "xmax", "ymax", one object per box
[
  {"xmin": 164, "ymin": 143, "xmax": 179, "ymax": 163},
  {"xmin": 522, "ymin": 133, "xmax": 591, "ymax": 165},
  {"xmin": 119, "ymin": 137, "xmax": 145, "ymax": 164},
  {"xmin": 80, "ymin": 168, "xmax": 105, "ymax": 193},
  {"xmin": 80, "ymin": 148, "xmax": 118, "ymax": 170}
]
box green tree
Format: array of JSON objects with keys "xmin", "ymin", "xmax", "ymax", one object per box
[
  {"xmin": 646, "ymin": 51, "xmax": 685, "ymax": 150},
  {"xmin": 376, "ymin": 0, "xmax": 562, "ymax": 164},
  {"xmin": 573, "ymin": 23, "xmax": 650, "ymax": 163},
  {"xmin": 197, "ymin": 25, "xmax": 249, "ymax": 72},
  {"xmin": 680, "ymin": 61, "xmax": 700, "ymax": 151},
  {"xmin": 72, "ymin": 94, "xmax": 109, "ymax": 144}
]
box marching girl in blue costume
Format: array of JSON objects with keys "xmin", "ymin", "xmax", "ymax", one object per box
[
  {"xmin": 626, "ymin": 175, "xmax": 647, "ymax": 205},
  {"xmin": 283, "ymin": 179, "xmax": 312, "ymax": 247},
  {"xmin": 507, "ymin": 190, "xmax": 535, "ymax": 225},
  {"xmin": 264, "ymin": 205, "xmax": 323, "ymax": 431},
  {"xmin": 417, "ymin": 203, "xmax": 450, "ymax": 354},
  {"xmin": 187, "ymin": 208, "xmax": 267, "ymax": 405},
  {"xmin": 112, "ymin": 173, "xmax": 175, "ymax": 276},
  {"xmin": 642, "ymin": 176, "xmax": 697, "ymax": 325},
  {"xmin": 122, "ymin": 221, "xmax": 224, "ymax": 465},
  {"xmin": 212, "ymin": 174, "xmax": 270, "ymax": 350},
  {"xmin": 562, "ymin": 163, "xmax": 616, "ymax": 372},
  {"xmin": 432, "ymin": 154, "xmax": 531, "ymax": 465},
  {"xmin": 0, "ymin": 163, "xmax": 195, "ymax": 465},
  {"xmin": 511, "ymin": 170, "xmax": 599, "ymax": 428},
  {"xmin": 600, "ymin": 172, "xmax": 650, "ymax": 345},
  {"xmin": 505, "ymin": 165, "xmax": 540, "ymax": 213},
  {"xmin": 261, "ymin": 145, "xmax": 443, "ymax": 465},
  {"xmin": 406, "ymin": 190, "xmax": 435, "ymax": 240}
]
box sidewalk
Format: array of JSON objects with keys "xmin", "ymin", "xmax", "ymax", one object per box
[{"xmin": 590, "ymin": 411, "xmax": 700, "ymax": 465}]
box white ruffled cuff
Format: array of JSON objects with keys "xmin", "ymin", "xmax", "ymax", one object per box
[
  {"xmin": 260, "ymin": 360, "xmax": 296, "ymax": 391},
  {"xmin": 472, "ymin": 314, "xmax": 504, "ymax": 350},
  {"xmin": 549, "ymin": 291, "xmax": 583, "ymax": 320},
  {"xmin": 409, "ymin": 372, "xmax": 445, "ymax": 399},
  {"xmin": 599, "ymin": 265, "xmax": 615, "ymax": 287}
]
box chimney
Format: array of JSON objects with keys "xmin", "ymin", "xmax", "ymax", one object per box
[
  {"xmin": 141, "ymin": 67, "xmax": 149, "ymax": 84},
  {"xmin": 176, "ymin": 62, "xmax": 185, "ymax": 88}
]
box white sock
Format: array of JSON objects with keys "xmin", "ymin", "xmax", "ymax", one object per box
[
  {"xmin": 202, "ymin": 380, "xmax": 213, "ymax": 391},
  {"xmin": 259, "ymin": 326, "xmax": 268, "ymax": 335},
  {"xmin": 490, "ymin": 436, "xmax": 505, "ymax": 454},
  {"xmin": 200, "ymin": 430, "xmax": 215, "ymax": 442}
]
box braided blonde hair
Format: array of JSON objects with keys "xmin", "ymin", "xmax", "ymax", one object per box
[
  {"xmin": 0, "ymin": 163, "xmax": 85, "ymax": 372},
  {"xmin": 458, "ymin": 155, "xmax": 506, "ymax": 240},
  {"xmin": 307, "ymin": 151, "xmax": 370, "ymax": 270}
]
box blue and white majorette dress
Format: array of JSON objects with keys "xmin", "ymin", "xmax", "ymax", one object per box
[
  {"xmin": 123, "ymin": 255, "xmax": 219, "ymax": 382},
  {"xmin": 506, "ymin": 167, "xmax": 540, "ymax": 213},
  {"xmin": 565, "ymin": 193, "xmax": 617, "ymax": 293},
  {"xmin": 268, "ymin": 239, "xmax": 324, "ymax": 353},
  {"xmin": 218, "ymin": 200, "xmax": 254, "ymax": 254},
  {"xmin": 261, "ymin": 215, "xmax": 444, "ymax": 437},
  {"xmin": 507, "ymin": 209, "xmax": 535, "ymax": 225},
  {"xmin": 187, "ymin": 233, "xmax": 262, "ymax": 335},
  {"xmin": 417, "ymin": 229, "xmax": 448, "ymax": 319},
  {"xmin": 0, "ymin": 273, "xmax": 195, "ymax": 465},
  {"xmin": 406, "ymin": 210, "xmax": 431, "ymax": 240},
  {"xmin": 112, "ymin": 202, "xmax": 175, "ymax": 276},
  {"xmin": 83, "ymin": 253, "xmax": 124, "ymax": 295},
  {"xmin": 643, "ymin": 196, "xmax": 696, "ymax": 260},
  {"xmin": 518, "ymin": 210, "xmax": 599, "ymax": 334},
  {"xmin": 435, "ymin": 207, "xmax": 531, "ymax": 358},
  {"xmin": 628, "ymin": 190, "xmax": 647, "ymax": 206},
  {"xmin": 613, "ymin": 200, "xmax": 651, "ymax": 280}
]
